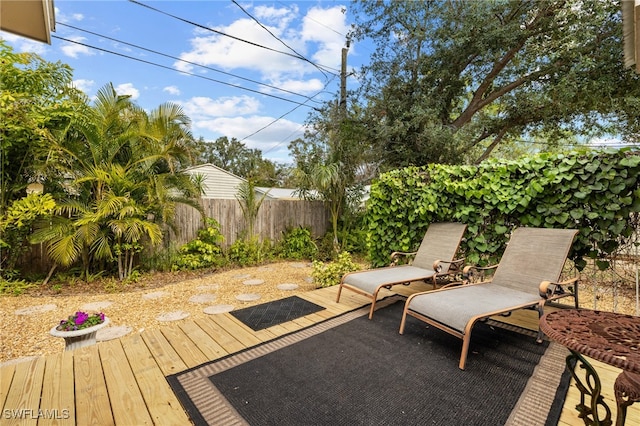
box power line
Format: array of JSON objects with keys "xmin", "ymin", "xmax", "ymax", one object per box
[
  {"xmin": 51, "ymin": 35, "xmax": 316, "ymax": 108},
  {"xmin": 231, "ymin": 0, "xmax": 328, "ymax": 80},
  {"xmin": 57, "ymin": 22, "xmax": 323, "ymax": 105},
  {"xmin": 128, "ymin": 0, "xmax": 340, "ymax": 76},
  {"xmin": 240, "ymin": 76, "xmax": 338, "ymax": 145}
]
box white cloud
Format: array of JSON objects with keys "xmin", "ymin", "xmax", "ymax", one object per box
[
  {"xmin": 60, "ymin": 36, "xmax": 95, "ymax": 58},
  {"xmin": 0, "ymin": 31, "xmax": 48, "ymax": 55},
  {"xmin": 72, "ymin": 79, "xmax": 95, "ymax": 94},
  {"xmin": 54, "ymin": 8, "xmax": 84, "ymax": 24},
  {"xmin": 254, "ymin": 4, "xmax": 297, "ymax": 27},
  {"xmin": 301, "ymin": 6, "xmax": 350, "ymax": 67},
  {"xmin": 163, "ymin": 85, "xmax": 181, "ymax": 95},
  {"xmin": 114, "ymin": 83, "xmax": 140, "ymax": 100},
  {"xmin": 180, "ymin": 96, "xmax": 261, "ymax": 118},
  {"xmin": 264, "ymin": 78, "xmax": 325, "ymax": 95},
  {"xmin": 174, "ymin": 4, "xmax": 349, "ymax": 80}
]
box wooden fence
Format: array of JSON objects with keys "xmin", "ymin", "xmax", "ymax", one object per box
[
  {"xmin": 170, "ymin": 199, "xmax": 330, "ymax": 247},
  {"xmin": 19, "ymin": 199, "xmax": 330, "ymax": 273}
]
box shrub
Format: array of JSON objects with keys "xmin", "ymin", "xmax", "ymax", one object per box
[
  {"xmin": 172, "ymin": 219, "xmax": 226, "ymax": 271},
  {"xmin": 0, "ymin": 276, "xmax": 35, "ymax": 296},
  {"xmin": 0, "ymin": 193, "xmax": 55, "ymax": 276},
  {"xmin": 311, "ymin": 251, "xmax": 360, "ymax": 288},
  {"xmin": 140, "ymin": 243, "xmax": 180, "ymax": 272},
  {"xmin": 228, "ymin": 236, "xmax": 273, "ymax": 266},
  {"xmin": 366, "ymin": 149, "xmax": 640, "ymax": 270},
  {"xmin": 275, "ymin": 226, "xmax": 318, "ymax": 260}
]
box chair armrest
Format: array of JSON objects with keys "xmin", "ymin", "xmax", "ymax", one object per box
[
  {"xmin": 390, "ymin": 251, "xmax": 417, "ymax": 266},
  {"xmin": 539, "ymin": 277, "xmax": 579, "ymax": 299},
  {"xmin": 462, "ymin": 264, "xmax": 498, "ymax": 283},
  {"xmin": 433, "ymin": 258, "xmax": 465, "ymax": 273}
]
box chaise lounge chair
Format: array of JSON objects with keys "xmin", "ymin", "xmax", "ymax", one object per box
[
  {"xmin": 400, "ymin": 227, "xmax": 579, "ymax": 370},
  {"xmin": 336, "ymin": 222, "xmax": 467, "ymax": 319}
]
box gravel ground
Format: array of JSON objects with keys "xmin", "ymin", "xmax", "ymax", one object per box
[
  {"xmin": 1, "ymin": 260, "xmax": 637, "ymax": 366},
  {"xmin": 0, "ymin": 261, "xmax": 317, "ymax": 365}
]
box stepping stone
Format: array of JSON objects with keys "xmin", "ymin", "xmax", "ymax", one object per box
[
  {"xmin": 243, "ymin": 279, "xmax": 264, "ymax": 286},
  {"xmin": 81, "ymin": 301, "xmax": 113, "ymax": 311},
  {"xmin": 203, "ymin": 304, "xmax": 235, "ymax": 314},
  {"xmin": 235, "ymin": 293, "xmax": 261, "ymax": 302},
  {"xmin": 15, "ymin": 304, "xmax": 56, "ymax": 315},
  {"xmin": 96, "ymin": 325, "xmax": 132, "ymax": 341},
  {"xmin": 234, "ymin": 273, "xmax": 251, "ymax": 279},
  {"xmin": 197, "ymin": 284, "xmax": 219, "ymax": 292},
  {"xmin": 189, "ymin": 294, "xmax": 217, "ymax": 304},
  {"xmin": 277, "ymin": 283, "xmax": 299, "ymax": 291},
  {"xmin": 304, "ymin": 277, "xmax": 314, "ymax": 283},
  {"xmin": 142, "ymin": 291, "xmax": 168, "ymax": 300},
  {"xmin": 156, "ymin": 311, "xmax": 190, "ymax": 322},
  {"xmin": 291, "ymin": 262, "xmax": 310, "ymax": 268}
]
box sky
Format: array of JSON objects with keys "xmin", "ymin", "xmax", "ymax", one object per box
[{"xmin": 1, "ymin": 0, "xmax": 369, "ymax": 164}]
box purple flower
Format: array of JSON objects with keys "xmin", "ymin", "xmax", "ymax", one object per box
[
  {"xmin": 74, "ymin": 311, "xmax": 89, "ymax": 326},
  {"xmin": 56, "ymin": 311, "xmax": 105, "ymax": 331}
]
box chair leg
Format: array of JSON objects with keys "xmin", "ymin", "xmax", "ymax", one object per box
[
  {"xmin": 459, "ymin": 334, "xmax": 471, "ymax": 370},
  {"xmin": 368, "ymin": 289, "xmax": 380, "ymax": 319},
  {"xmin": 536, "ymin": 301, "xmax": 545, "ymax": 343},
  {"xmin": 336, "ymin": 283, "xmax": 343, "ymax": 303},
  {"xmin": 399, "ymin": 305, "xmax": 408, "ymax": 334}
]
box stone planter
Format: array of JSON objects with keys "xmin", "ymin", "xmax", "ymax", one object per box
[{"xmin": 50, "ymin": 317, "xmax": 110, "ymax": 351}]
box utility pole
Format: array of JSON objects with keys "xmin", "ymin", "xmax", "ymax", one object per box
[{"xmin": 339, "ymin": 39, "xmax": 350, "ymax": 114}]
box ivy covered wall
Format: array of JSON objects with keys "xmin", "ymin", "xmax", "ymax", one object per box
[{"xmin": 366, "ymin": 149, "xmax": 640, "ymax": 269}]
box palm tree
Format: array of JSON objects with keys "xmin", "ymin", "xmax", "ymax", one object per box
[
  {"xmin": 32, "ymin": 84, "xmax": 202, "ymax": 280},
  {"xmin": 236, "ymin": 177, "xmax": 270, "ymax": 239}
]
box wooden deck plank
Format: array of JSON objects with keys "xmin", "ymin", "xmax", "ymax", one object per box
[
  {"xmin": 300, "ymin": 291, "xmax": 347, "ymax": 314},
  {"xmin": 262, "ymin": 323, "xmax": 293, "ymax": 336},
  {"xmin": 289, "ymin": 315, "xmax": 315, "ymax": 328},
  {"xmin": 159, "ymin": 324, "xmax": 209, "ymax": 369},
  {"xmin": 208, "ymin": 314, "xmax": 263, "ymax": 347},
  {"xmin": 73, "ymin": 345, "xmax": 113, "ymax": 426},
  {"xmin": 558, "ymin": 356, "xmax": 640, "ymax": 425},
  {"xmin": 2, "ymin": 357, "xmax": 45, "ymax": 426},
  {"xmin": 38, "ymin": 351, "xmax": 74, "ymax": 426},
  {"xmin": 140, "ymin": 328, "xmax": 188, "ymax": 377},
  {"xmin": 99, "ymin": 339, "xmax": 153, "ymax": 425},
  {"xmin": 1, "ymin": 285, "xmax": 638, "ymax": 426},
  {"xmin": 0, "ymin": 363, "xmax": 16, "ymax": 410},
  {"xmin": 177, "ymin": 320, "xmax": 228, "ymax": 360},
  {"xmin": 120, "ymin": 334, "xmax": 191, "ymax": 425},
  {"xmin": 192, "ymin": 317, "xmax": 246, "ymax": 354}
]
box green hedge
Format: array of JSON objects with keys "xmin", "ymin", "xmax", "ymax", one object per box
[{"xmin": 366, "ymin": 149, "xmax": 640, "ymax": 270}]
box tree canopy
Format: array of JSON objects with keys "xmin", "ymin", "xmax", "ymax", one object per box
[
  {"xmin": 195, "ymin": 136, "xmax": 289, "ymax": 186},
  {"xmin": 0, "ymin": 40, "xmax": 83, "ymax": 212},
  {"xmin": 350, "ymin": 0, "xmax": 640, "ymax": 167}
]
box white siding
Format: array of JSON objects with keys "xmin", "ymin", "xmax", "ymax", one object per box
[{"xmin": 185, "ymin": 164, "xmax": 246, "ymax": 199}]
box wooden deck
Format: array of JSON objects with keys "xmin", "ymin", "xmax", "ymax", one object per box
[{"xmin": 1, "ymin": 284, "xmax": 638, "ymax": 425}]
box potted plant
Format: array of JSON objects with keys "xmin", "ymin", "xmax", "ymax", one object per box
[{"xmin": 50, "ymin": 311, "xmax": 109, "ymax": 351}]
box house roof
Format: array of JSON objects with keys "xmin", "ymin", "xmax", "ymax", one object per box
[
  {"xmin": 256, "ymin": 187, "xmax": 302, "ymax": 200},
  {"xmin": 184, "ymin": 164, "xmax": 305, "ymax": 200},
  {"xmin": 0, "ymin": 0, "xmax": 55, "ymax": 44}
]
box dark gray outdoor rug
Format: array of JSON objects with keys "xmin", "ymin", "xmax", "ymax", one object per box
[
  {"xmin": 229, "ymin": 296, "xmax": 325, "ymax": 331},
  {"xmin": 167, "ymin": 299, "xmax": 571, "ymax": 426}
]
